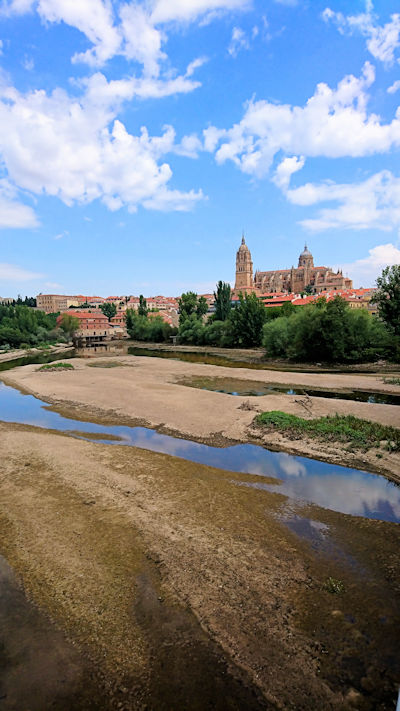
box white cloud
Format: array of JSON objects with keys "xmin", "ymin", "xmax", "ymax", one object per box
[
  {"xmin": 323, "ymin": 4, "xmax": 400, "ymax": 66},
  {"xmin": 185, "ymin": 56, "xmax": 208, "ymax": 77},
  {"xmin": 37, "ymin": 0, "xmax": 121, "ymax": 67},
  {"xmin": 22, "ymin": 56, "xmax": 34, "ymax": 70},
  {"xmin": 0, "ymin": 180, "xmax": 38, "ymax": 228},
  {"xmin": 142, "ymin": 186, "xmax": 205, "ymax": 211},
  {"xmin": 273, "ymin": 155, "xmax": 305, "ymax": 191},
  {"xmin": 228, "ymin": 26, "xmax": 249, "ymax": 57},
  {"xmin": 1, "ymin": 0, "xmax": 249, "ymax": 79},
  {"xmin": 44, "ymin": 281, "xmax": 63, "ymax": 289},
  {"xmin": 0, "ymin": 81, "xmax": 203, "ymax": 213},
  {"xmin": 0, "ymin": 0, "xmax": 34, "ymax": 15},
  {"xmin": 340, "ymin": 243, "xmax": 400, "ymax": 287},
  {"xmin": 277, "ymin": 453, "xmax": 306, "ymax": 477},
  {"xmin": 388, "ymin": 79, "xmax": 400, "ymax": 94},
  {"xmin": 286, "ymin": 170, "xmax": 400, "ymax": 233},
  {"xmin": 119, "ymin": 3, "xmax": 164, "ymax": 77},
  {"xmin": 204, "ymin": 63, "xmax": 400, "ymax": 178},
  {"xmin": 150, "ymin": 0, "xmax": 249, "ymax": 25},
  {"xmin": 0, "ymin": 263, "xmax": 43, "ymax": 280}
]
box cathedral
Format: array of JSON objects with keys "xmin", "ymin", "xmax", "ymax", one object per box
[{"xmin": 234, "ymin": 236, "xmax": 353, "ymax": 295}]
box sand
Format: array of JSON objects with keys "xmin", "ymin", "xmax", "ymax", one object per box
[
  {"xmin": 1, "ymin": 355, "xmax": 400, "ymax": 708},
  {"xmin": 3, "ymin": 354, "xmax": 400, "ymax": 480},
  {"xmin": 0, "ymin": 422, "xmax": 399, "ymax": 710}
]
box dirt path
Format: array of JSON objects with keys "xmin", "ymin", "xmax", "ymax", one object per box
[
  {"xmin": 2, "ymin": 354, "xmax": 400, "ymax": 480},
  {"xmin": 0, "ymin": 422, "xmax": 399, "ymax": 710}
]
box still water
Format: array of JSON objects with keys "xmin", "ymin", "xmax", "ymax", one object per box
[
  {"xmin": 1, "ymin": 382, "xmax": 399, "ymax": 523},
  {"xmin": 179, "ymin": 376, "xmax": 400, "ymax": 406}
]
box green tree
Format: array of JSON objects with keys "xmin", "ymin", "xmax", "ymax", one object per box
[
  {"xmin": 373, "ymin": 265, "xmax": 400, "ymax": 337},
  {"xmin": 262, "ymin": 296, "xmax": 392, "ymax": 363},
  {"xmin": 197, "ymin": 296, "xmax": 208, "ymax": 318},
  {"xmin": 125, "ymin": 309, "xmax": 175, "ymax": 343},
  {"xmin": 58, "ymin": 313, "xmax": 80, "ymax": 339},
  {"xmin": 213, "ymin": 281, "xmax": 231, "ymax": 321},
  {"xmin": 138, "ymin": 295, "xmax": 148, "ymax": 317},
  {"xmin": 100, "ymin": 302, "xmax": 117, "ymax": 321},
  {"xmin": 229, "ymin": 292, "xmax": 267, "ymax": 347},
  {"xmin": 178, "ymin": 291, "xmax": 198, "ymax": 324}
]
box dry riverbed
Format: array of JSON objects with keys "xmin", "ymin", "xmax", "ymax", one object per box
[
  {"xmin": 0, "ymin": 355, "xmax": 400, "ymax": 709},
  {"xmin": 3, "ymin": 354, "xmax": 400, "ymax": 480}
]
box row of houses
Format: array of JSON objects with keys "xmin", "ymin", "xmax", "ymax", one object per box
[{"xmin": 242, "ymin": 288, "xmax": 378, "ymax": 314}]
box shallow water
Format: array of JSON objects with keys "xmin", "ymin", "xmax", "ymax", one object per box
[
  {"xmin": 0, "ymin": 349, "xmax": 74, "ymax": 373},
  {"xmin": 124, "ymin": 345, "xmax": 395, "ymax": 374},
  {"xmin": 180, "ymin": 376, "xmax": 400, "ymax": 406},
  {"xmin": 0, "ymin": 555, "xmax": 100, "ymax": 710},
  {"xmin": 0, "ymin": 381, "xmax": 399, "ymax": 523}
]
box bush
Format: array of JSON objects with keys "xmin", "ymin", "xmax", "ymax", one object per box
[
  {"xmin": 262, "ymin": 296, "xmax": 393, "ymax": 363},
  {"xmin": 255, "ymin": 410, "xmax": 400, "ymax": 451},
  {"xmin": 125, "ymin": 309, "xmax": 176, "ymax": 343},
  {"xmin": 0, "ymin": 304, "xmax": 60, "ymax": 348}
]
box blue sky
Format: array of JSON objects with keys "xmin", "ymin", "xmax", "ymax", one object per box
[{"xmin": 0, "ymin": 0, "xmax": 400, "ymax": 297}]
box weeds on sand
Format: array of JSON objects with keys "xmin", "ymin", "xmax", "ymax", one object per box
[
  {"xmin": 255, "ymin": 411, "xmax": 400, "ymax": 451},
  {"xmin": 324, "ymin": 577, "xmax": 345, "ymax": 595},
  {"xmin": 38, "ymin": 362, "xmax": 74, "ymax": 371},
  {"xmin": 383, "ymin": 377, "xmax": 400, "ymax": 386}
]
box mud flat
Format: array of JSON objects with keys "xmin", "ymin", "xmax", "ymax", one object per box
[
  {"xmin": 3, "ymin": 354, "xmax": 400, "ymax": 479},
  {"xmin": 0, "ymin": 422, "xmax": 399, "ymax": 709},
  {"xmin": 1, "ymin": 357, "xmax": 400, "ymax": 709}
]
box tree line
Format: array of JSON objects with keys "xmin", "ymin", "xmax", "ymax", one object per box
[
  {"xmin": 0, "ymin": 305, "xmax": 65, "ymax": 348},
  {"xmin": 126, "ymin": 265, "xmax": 400, "ymax": 363}
]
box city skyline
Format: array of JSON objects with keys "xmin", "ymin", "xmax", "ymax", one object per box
[{"xmin": 1, "ymin": 0, "xmax": 400, "ymax": 297}]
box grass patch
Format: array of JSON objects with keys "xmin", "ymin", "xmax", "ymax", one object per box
[
  {"xmin": 255, "ymin": 410, "xmax": 400, "ymax": 451},
  {"xmin": 38, "ymin": 362, "xmax": 74, "ymax": 372},
  {"xmin": 383, "ymin": 377, "xmax": 400, "ymax": 386},
  {"xmin": 324, "ymin": 577, "xmax": 345, "ymax": 595}
]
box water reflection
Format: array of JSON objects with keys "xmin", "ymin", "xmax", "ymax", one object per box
[
  {"xmin": 181, "ymin": 377, "xmax": 400, "ymax": 406},
  {"xmin": 0, "ymin": 382, "xmax": 399, "ymax": 523}
]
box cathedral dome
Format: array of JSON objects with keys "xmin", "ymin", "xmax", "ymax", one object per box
[{"xmin": 300, "ymin": 244, "xmax": 312, "ymax": 258}]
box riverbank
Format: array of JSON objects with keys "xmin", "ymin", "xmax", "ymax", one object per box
[
  {"xmin": 0, "ymin": 420, "xmax": 399, "ymax": 709},
  {"xmin": 0, "ymin": 343, "xmax": 73, "ymax": 365},
  {"xmin": 3, "ymin": 354, "xmax": 400, "ymax": 481},
  {"xmin": 127, "ymin": 341, "xmax": 400, "ymax": 373}
]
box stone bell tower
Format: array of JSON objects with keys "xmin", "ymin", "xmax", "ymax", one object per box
[{"xmin": 235, "ymin": 234, "xmax": 253, "ymax": 291}]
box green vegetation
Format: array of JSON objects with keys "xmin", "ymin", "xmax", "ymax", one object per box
[
  {"xmin": 138, "ymin": 294, "xmax": 148, "ymax": 317},
  {"xmin": 373, "ymin": 265, "xmax": 400, "ymax": 338},
  {"xmin": 11, "ymin": 295, "xmax": 37, "ymax": 307},
  {"xmin": 38, "ymin": 362, "xmax": 74, "ymax": 371},
  {"xmin": 127, "ymin": 264, "xmax": 399, "ymax": 363},
  {"xmin": 125, "ymin": 309, "xmax": 177, "ymax": 343},
  {"xmin": 212, "ymin": 281, "xmax": 231, "ymax": 321},
  {"xmin": 262, "ymin": 296, "xmax": 392, "ymax": 363},
  {"xmin": 100, "ymin": 302, "xmax": 117, "ymax": 321},
  {"xmin": 177, "ymin": 290, "xmax": 266, "ymax": 348},
  {"xmin": 58, "ymin": 313, "xmax": 80, "ymax": 339},
  {"xmin": 324, "ymin": 577, "xmax": 345, "ymax": 595},
  {"xmin": 178, "ymin": 292, "xmax": 208, "ymax": 325},
  {"xmin": 0, "ymin": 304, "xmax": 64, "ymax": 349},
  {"xmin": 255, "ymin": 411, "xmax": 400, "ymax": 451},
  {"xmin": 229, "ymin": 292, "xmax": 267, "ymax": 347},
  {"xmin": 383, "ymin": 377, "xmax": 400, "ymax": 386}
]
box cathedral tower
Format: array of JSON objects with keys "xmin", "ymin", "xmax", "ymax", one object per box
[
  {"xmin": 235, "ymin": 235, "xmax": 253, "ymax": 291},
  {"xmin": 298, "ymin": 244, "xmax": 314, "ymax": 269}
]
